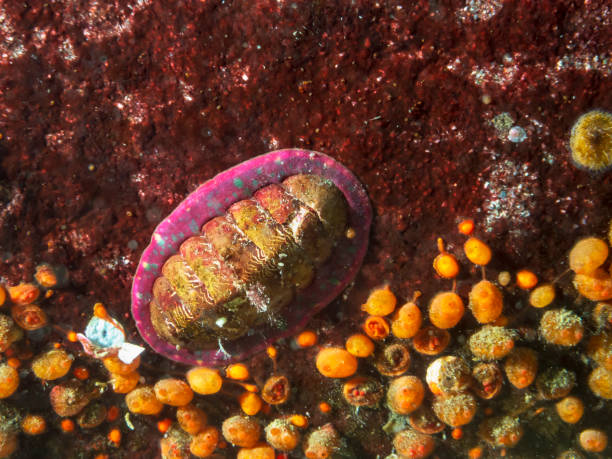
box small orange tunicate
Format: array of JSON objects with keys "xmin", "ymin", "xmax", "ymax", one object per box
[
  {"xmin": 468, "ymin": 326, "xmax": 515, "ymax": 360},
  {"xmin": 361, "ymin": 285, "xmax": 397, "ymax": 316},
  {"xmin": 102, "ymin": 356, "xmax": 140, "ymax": 376},
  {"xmin": 295, "ymin": 330, "xmax": 318, "ymax": 348},
  {"xmin": 316, "ymin": 347, "xmax": 358, "ymax": 378},
  {"xmin": 588, "ymin": 366, "xmax": 612, "ymax": 399},
  {"xmin": 432, "ymin": 393, "xmax": 478, "ymax": 427},
  {"xmin": 0, "ymin": 364, "xmax": 19, "ymax": 398},
  {"xmin": 154, "ymin": 378, "xmax": 194, "ymax": 406},
  {"xmin": 34, "ymin": 264, "xmax": 58, "ymax": 288},
  {"xmin": 237, "ymin": 444, "xmax": 275, "ymax": 459},
  {"xmin": 469, "ymin": 280, "xmax": 503, "ymax": 324},
  {"xmin": 265, "ymin": 419, "xmax": 300, "ymax": 452},
  {"xmin": 587, "ymin": 332, "xmax": 612, "ymax": 370},
  {"xmin": 412, "ymin": 326, "xmax": 450, "ymax": 355},
  {"xmin": 504, "ymin": 347, "xmax": 538, "ymax": 389},
  {"xmin": 569, "ymin": 237, "xmax": 609, "ymax": 275},
  {"xmin": 429, "ymin": 291, "xmax": 464, "ymax": 329},
  {"xmin": 177, "ymin": 404, "xmax": 208, "ymax": 435},
  {"xmin": 125, "ymin": 386, "xmax": 164, "ymax": 415},
  {"xmin": 386, "ymin": 376, "xmax": 425, "ymax": 415},
  {"xmin": 190, "ymin": 426, "xmax": 219, "ymax": 458},
  {"xmin": 464, "ymin": 237, "xmax": 492, "ymax": 266},
  {"xmin": 458, "ymin": 219, "xmax": 475, "ymax": 235},
  {"xmin": 226, "ymin": 363, "xmax": 250, "ymax": 381},
  {"xmin": 555, "ymin": 396, "xmax": 584, "ymax": 424},
  {"xmin": 579, "ymin": 428, "xmax": 608, "ymax": 453},
  {"xmin": 8, "ymin": 283, "xmax": 40, "ymax": 305},
  {"xmin": 109, "ymin": 371, "xmax": 140, "ymax": 394},
  {"xmin": 239, "ymin": 392, "xmax": 263, "ymax": 416},
  {"xmin": 540, "ymin": 309, "xmax": 584, "ymax": 346},
  {"xmin": 393, "ymin": 429, "xmax": 435, "ymax": 459},
  {"xmin": 574, "ymin": 269, "xmax": 612, "ymax": 301},
  {"xmin": 31, "ymin": 348, "xmax": 73, "ymax": 380},
  {"xmin": 303, "ymin": 423, "xmax": 340, "ymax": 459},
  {"xmin": 516, "ymin": 270, "xmax": 538, "ymax": 289},
  {"xmin": 221, "ymin": 415, "xmax": 261, "ymax": 448},
  {"xmin": 21, "ymin": 414, "xmax": 47, "ymax": 435},
  {"xmin": 391, "ymin": 301, "xmax": 422, "ymax": 339},
  {"xmin": 529, "ymin": 284, "xmax": 555, "ymax": 308},
  {"xmin": 479, "ymin": 416, "xmax": 523, "ymax": 448},
  {"xmin": 186, "ymin": 367, "xmax": 223, "ymax": 395},
  {"xmin": 433, "ymin": 238, "xmax": 459, "ymax": 279},
  {"xmin": 363, "ymin": 315, "xmax": 390, "ymax": 340},
  {"xmin": 345, "ymin": 333, "xmax": 375, "ymax": 358}
]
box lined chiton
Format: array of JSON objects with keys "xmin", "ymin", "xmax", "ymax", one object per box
[{"xmin": 132, "ymin": 149, "xmax": 371, "ymax": 365}]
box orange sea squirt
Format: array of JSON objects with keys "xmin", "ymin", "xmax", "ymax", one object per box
[
  {"xmin": 177, "ymin": 404, "xmax": 208, "ymax": 435},
  {"xmin": 125, "ymin": 386, "xmax": 164, "ymax": 415},
  {"xmin": 386, "ymin": 375, "xmax": 425, "ymax": 415},
  {"xmin": 186, "ymin": 367, "xmax": 223, "ymax": 395},
  {"xmin": 529, "ymin": 284, "xmax": 555, "ymax": 308},
  {"xmin": 391, "ymin": 300, "xmax": 422, "ymax": 339},
  {"xmin": 221, "ymin": 415, "xmax": 261, "ymax": 448},
  {"xmin": 574, "ymin": 269, "xmax": 612, "ymax": 301},
  {"xmin": 154, "ymin": 378, "xmax": 194, "ymax": 406},
  {"xmin": 469, "ymin": 280, "xmax": 503, "ymax": 324},
  {"xmin": 316, "ymin": 347, "xmax": 358, "ymax": 378},
  {"xmin": 504, "ymin": 347, "xmax": 538, "ymax": 389},
  {"xmin": 569, "ymin": 237, "xmax": 608, "ymax": 275},
  {"xmin": 555, "ymin": 396, "xmax": 584, "ymax": 424},
  {"xmin": 345, "ymin": 333, "xmax": 375, "ymax": 358},
  {"xmin": 363, "ymin": 316, "xmax": 390, "ymax": 340},
  {"xmin": 190, "ymin": 426, "xmax": 219, "ymax": 458},
  {"xmin": 464, "ymin": 238, "xmax": 492, "ymax": 266},
  {"xmin": 361, "ymin": 285, "xmax": 397, "ymax": 316},
  {"xmin": 429, "ymin": 291, "xmax": 464, "ymax": 329}
]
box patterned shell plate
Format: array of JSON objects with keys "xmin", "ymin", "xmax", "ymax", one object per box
[{"xmin": 131, "ymin": 149, "xmax": 371, "ymax": 366}]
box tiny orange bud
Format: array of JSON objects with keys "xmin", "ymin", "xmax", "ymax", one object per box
[
  {"xmin": 60, "ymin": 418, "xmax": 75, "ymax": 433},
  {"xmin": 516, "ymin": 270, "xmax": 538, "ymax": 289},
  {"xmin": 73, "ymin": 366, "xmax": 89, "ymax": 380},
  {"xmin": 108, "ymin": 428, "xmax": 121, "ymax": 445},
  {"xmin": 106, "ymin": 405, "xmax": 120, "ymax": 422},
  {"xmin": 468, "ymin": 446, "xmax": 483, "ymax": 459},
  {"xmin": 93, "ymin": 303, "xmax": 108, "ymax": 319},
  {"xmin": 319, "ymin": 402, "xmax": 331, "ymax": 413},
  {"xmin": 295, "ymin": 330, "xmax": 318, "ymax": 348},
  {"xmin": 458, "ymin": 219, "xmax": 475, "ymax": 235},
  {"xmin": 289, "ymin": 414, "xmax": 308, "ymax": 428},
  {"xmin": 67, "ymin": 331, "xmax": 78, "ymax": 343},
  {"xmin": 226, "ymin": 363, "xmax": 250, "ymax": 381},
  {"xmin": 363, "ymin": 316, "xmax": 390, "ymax": 340},
  {"xmin": 266, "ymin": 346, "xmax": 277, "ymax": 360},
  {"xmin": 451, "ymin": 427, "xmax": 463, "ymax": 440},
  {"xmin": 6, "ymin": 358, "xmax": 20, "ymax": 369},
  {"xmin": 157, "ymin": 418, "xmax": 173, "ymax": 434}
]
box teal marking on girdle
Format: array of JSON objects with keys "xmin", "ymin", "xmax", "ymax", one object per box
[{"xmin": 233, "ymin": 177, "xmax": 244, "ymax": 189}]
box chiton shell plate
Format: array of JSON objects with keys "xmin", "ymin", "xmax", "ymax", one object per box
[{"xmin": 132, "ymin": 149, "xmax": 371, "ymax": 366}]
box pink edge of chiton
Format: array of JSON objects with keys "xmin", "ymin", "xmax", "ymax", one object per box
[{"xmin": 131, "ymin": 148, "xmax": 372, "ymax": 366}]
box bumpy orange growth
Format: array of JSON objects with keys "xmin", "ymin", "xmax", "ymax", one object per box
[
  {"xmin": 569, "ymin": 237, "xmax": 609, "ymax": 275},
  {"xmin": 574, "ymin": 269, "xmax": 612, "ymax": 301},
  {"xmin": 21, "ymin": 414, "xmax": 46, "ymax": 435},
  {"xmin": 190, "ymin": 426, "xmax": 219, "ymax": 457},
  {"xmin": 221, "ymin": 415, "xmax": 261, "ymax": 448},
  {"xmin": 555, "ymin": 396, "xmax": 584, "ymax": 424},
  {"xmin": 226, "ymin": 363, "xmax": 250, "ymax": 381},
  {"xmin": 468, "ymin": 326, "xmax": 515, "ymax": 360},
  {"xmin": 504, "ymin": 347, "xmax": 538, "ymax": 389},
  {"xmin": 109, "ymin": 371, "xmax": 140, "ymax": 394},
  {"xmin": 516, "ymin": 270, "xmax": 538, "ymax": 289},
  {"xmin": 187, "ymin": 367, "xmax": 223, "ymax": 395},
  {"xmin": 363, "ymin": 316, "xmax": 390, "ymax": 340},
  {"xmin": 154, "ymin": 378, "xmax": 194, "ymax": 406},
  {"xmin": 125, "ymin": 386, "xmax": 164, "ymax": 415},
  {"xmin": 265, "ymin": 419, "xmax": 300, "ymax": 452},
  {"xmin": 239, "ymin": 392, "xmax": 263, "ymax": 416},
  {"xmin": 464, "ymin": 238, "xmax": 492, "ymax": 266},
  {"xmin": 31, "ymin": 349, "xmax": 73, "ymax": 380},
  {"xmin": 393, "ymin": 428, "xmax": 435, "ymax": 459},
  {"xmin": 391, "ymin": 300, "xmax": 422, "ymax": 339},
  {"xmin": 177, "ymin": 404, "xmax": 208, "ymax": 435},
  {"xmin": 540, "ymin": 309, "xmax": 584, "ymax": 346},
  {"xmin": 433, "ymin": 238, "xmax": 459, "ymax": 279},
  {"xmin": 345, "ymin": 333, "xmax": 375, "ymax": 358},
  {"xmin": 0, "ymin": 364, "xmax": 18, "ymax": 399},
  {"xmin": 295, "ymin": 330, "xmax": 318, "ymax": 348},
  {"xmin": 432, "ymin": 393, "xmax": 477, "ymax": 427},
  {"xmin": 579, "ymin": 428, "xmax": 608, "ymax": 453},
  {"xmin": 237, "ymin": 444, "xmax": 275, "ymax": 459},
  {"xmin": 529, "ymin": 284, "xmax": 555, "ymax": 308},
  {"xmin": 469, "ymin": 280, "xmax": 503, "ymax": 324},
  {"xmin": 102, "ymin": 356, "xmax": 140, "ymax": 376},
  {"xmin": 588, "ymin": 366, "xmax": 612, "ymax": 399},
  {"xmin": 429, "ymin": 291, "xmax": 464, "ymax": 329},
  {"xmin": 386, "ymin": 376, "xmax": 425, "ymax": 415},
  {"xmin": 316, "ymin": 347, "xmax": 358, "ymax": 378},
  {"xmin": 8, "ymin": 283, "xmax": 40, "ymax": 305},
  {"xmin": 361, "ymin": 285, "xmax": 397, "ymax": 316}
]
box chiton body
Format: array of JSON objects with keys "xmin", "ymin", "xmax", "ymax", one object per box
[{"xmin": 132, "ymin": 149, "xmax": 371, "ymax": 366}]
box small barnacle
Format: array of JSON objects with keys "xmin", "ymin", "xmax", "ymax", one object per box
[
  {"xmin": 408, "ymin": 406, "xmax": 445, "ymax": 435},
  {"xmin": 412, "ymin": 326, "xmax": 450, "ymax": 355},
  {"xmin": 160, "ymin": 424, "xmax": 191, "ymax": 459},
  {"xmin": 393, "ymin": 428, "xmax": 435, "ymax": 459},
  {"xmin": 375, "ymin": 343, "xmax": 411, "ymax": 376},
  {"xmin": 21, "ymin": 414, "xmax": 47, "ymax": 435},
  {"xmin": 432, "ymin": 393, "xmax": 477, "ymax": 427},
  {"xmin": 479, "ymin": 415, "xmax": 523, "ymax": 448},
  {"xmin": 425, "ymin": 356, "xmax": 471, "ymax": 396},
  {"xmin": 555, "ymin": 396, "xmax": 584, "ymax": 424},
  {"xmin": 363, "ymin": 315, "xmax": 390, "ymax": 340},
  {"xmin": 76, "ymin": 402, "xmax": 107, "ymax": 429},
  {"xmin": 342, "ymin": 376, "xmax": 383, "ymax": 407},
  {"xmin": 592, "ymin": 302, "xmax": 612, "ymax": 331},
  {"xmin": 0, "ymin": 364, "xmax": 19, "ymax": 399},
  {"xmin": 468, "ymin": 325, "xmax": 515, "ymax": 360},
  {"xmin": 49, "ymin": 379, "xmax": 91, "ymax": 417},
  {"xmin": 471, "ymin": 362, "xmax": 503, "ymax": 399},
  {"xmin": 536, "ymin": 367, "xmax": 576, "ymax": 400},
  {"xmin": 10, "ymin": 304, "xmax": 48, "ymax": 331},
  {"xmin": 261, "ymin": 375, "xmax": 290, "ymax": 405}
]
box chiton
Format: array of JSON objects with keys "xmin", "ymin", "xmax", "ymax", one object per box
[{"xmin": 132, "ymin": 149, "xmax": 371, "ymax": 365}]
